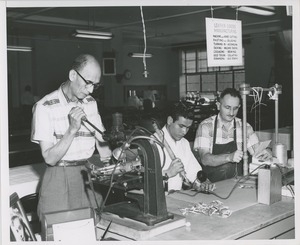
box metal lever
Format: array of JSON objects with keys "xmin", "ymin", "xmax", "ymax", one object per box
[
  {"xmin": 82, "ymin": 117, "xmax": 104, "ymax": 135},
  {"xmin": 100, "ymin": 220, "xmax": 112, "ymax": 241},
  {"xmin": 152, "ymin": 121, "xmax": 192, "ymax": 188}
]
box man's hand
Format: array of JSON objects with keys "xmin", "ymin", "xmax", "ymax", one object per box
[
  {"xmin": 256, "ymin": 148, "xmax": 272, "ymax": 161},
  {"xmin": 193, "ymin": 179, "xmax": 216, "ymax": 193},
  {"xmin": 229, "ymin": 150, "xmax": 243, "ymax": 163},
  {"xmin": 166, "ymin": 158, "xmax": 184, "ymax": 178},
  {"xmin": 68, "ymin": 107, "xmax": 87, "ymax": 133}
]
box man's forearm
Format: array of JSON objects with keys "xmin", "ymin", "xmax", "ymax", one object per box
[
  {"xmin": 41, "ymin": 128, "xmax": 76, "ymax": 165},
  {"xmin": 201, "ymin": 152, "xmax": 232, "ymax": 167}
]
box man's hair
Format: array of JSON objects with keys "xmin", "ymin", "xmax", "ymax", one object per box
[
  {"xmin": 219, "ymin": 88, "xmax": 242, "ymax": 104},
  {"xmin": 169, "ymin": 101, "xmax": 194, "ymax": 121},
  {"xmin": 70, "ymin": 54, "xmax": 98, "ymax": 71}
]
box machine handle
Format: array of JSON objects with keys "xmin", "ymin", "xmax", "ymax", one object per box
[
  {"xmin": 82, "ymin": 117, "xmax": 104, "ymax": 135},
  {"xmin": 152, "ymin": 122, "xmax": 176, "ymax": 160}
]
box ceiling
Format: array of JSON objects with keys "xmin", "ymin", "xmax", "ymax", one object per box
[{"xmin": 6, "ymin": 5, "xmax": 290, "ymax": 48}]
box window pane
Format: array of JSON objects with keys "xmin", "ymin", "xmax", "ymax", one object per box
[
  {"xmin": 198, "ymin": 50, "xmax": 207, "ymax": 59},
  {"xmin": 197, "ymin": 50, "xmax": 207, "ymax": 72},
  {"xmin": 198, "ymin": 60, "xmax": 207, "ymax": 72},
  {"xmin": 234, "ymin": 70, "xmax": 245, "ymax": 90},
  {"xmin": 218, "ymin": 72, "xmax": 233, "ymax": 82},
  {"xmin": 202, "ymin": 74, "xmax": 216, "ymax": 92},
  {"xmin": 218, "ymin": 72, "xmax": 233, "ymax": 91},
  {"xmin": 187, "ymin": 83, "xmax": 200, "ymax": 91},
  {"xmin": 186, "ymin": 60, "xmax": 196, "ymax": 73},
  {"xmin": 186, "ymin": 50, "xmax": 196, "ymax": 73},
  {"xmin": 186, "ymin": 50, "xmax": 196, "ymax": 60},
  {"xmin": 187, "ymin": 75, "xmax": 200, "ymax": 91}
]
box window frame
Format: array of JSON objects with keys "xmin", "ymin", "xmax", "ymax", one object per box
[{"xmin": 180, "ymin": 47, "xmax": 245, "ymax": 95}]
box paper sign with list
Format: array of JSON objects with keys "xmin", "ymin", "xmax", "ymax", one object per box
[{"xmin": 206, "ymin": 18, "xmax": 243, "ymax": 67}]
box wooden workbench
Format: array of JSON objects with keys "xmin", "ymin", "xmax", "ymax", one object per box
[
  {"xmin": 98, "ymin": 178, "xmax": 295, "ymax": 241},
  {"xmin": 9, "ymin": 164, "xmax": 295, "ymax": 240}
]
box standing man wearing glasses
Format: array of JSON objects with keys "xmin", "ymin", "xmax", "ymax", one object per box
[{"xmin": 31, "ymin": 54, "xmax": 111, "ymax": 218}]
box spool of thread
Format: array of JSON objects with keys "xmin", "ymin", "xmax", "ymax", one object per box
[{"xmin": 273, "ymin": 143, "xmax": 287, "ymax": 166}]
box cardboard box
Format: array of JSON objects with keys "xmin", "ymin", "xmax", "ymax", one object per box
[{"xmin": 258, "ymin": 167, "xmax": 282, "ymax": 205}]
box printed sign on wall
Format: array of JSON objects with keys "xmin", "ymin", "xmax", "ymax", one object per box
[{"xmin": 206, "ymin": 18, "xmax": 243, "ymax": 67}]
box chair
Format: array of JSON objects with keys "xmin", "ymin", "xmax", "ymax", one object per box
[
  {"xmin": 20, "ymin": 193, "xmax": 41, "ymax": 234},
  {"xmin": 10, "ymin": 192, "xmax": 37, "ymax": 241}
]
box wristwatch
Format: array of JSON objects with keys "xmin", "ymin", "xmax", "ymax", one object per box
[{"xmin": 163, "ymin": 172, "xmax": 169, "ymax": 181}]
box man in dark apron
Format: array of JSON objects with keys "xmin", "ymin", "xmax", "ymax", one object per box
[
  {"xmin": 193, "ymin": 88, "xmax": 271, "ymax": 183},
  {"xmin": 202, "ymin": 116, "xmax": 242, "ymax": 182}
]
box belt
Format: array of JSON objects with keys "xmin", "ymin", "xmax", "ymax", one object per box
[{"xmin": 56, "ymin": 160, "xmax": 88, "ymax": 167}]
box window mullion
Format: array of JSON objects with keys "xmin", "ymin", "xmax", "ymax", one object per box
[
  {"xmin": 232, "ymin": 70, "xmax": 235, "ymax": 89},
  {"xmin": 185, "ymin": 51, "xmax": 188, "ymax": 93},
  {"xmin": 200, "ymin": 74, "xmax": 202, "ymax": 92},
  {"xmin": 196, "ymin": 48, "xmax": 198, "ymax": 72},
  {"xmin": 216, "ymin": 72, "xmax": 218, "ymax": 92}
]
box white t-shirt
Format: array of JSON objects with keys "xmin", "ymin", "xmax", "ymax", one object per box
[{"xmin": 155, "ymin": 126, "xmax": 202, "ymax": 191}]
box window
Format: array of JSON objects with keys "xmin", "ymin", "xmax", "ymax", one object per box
[
  {"xmin": 180, "ymin": 47, "xmax": 245, "ymax": 98},
  {"xmin": 102, "ymin": 58, "xmax": 116, "ymax": 76}
]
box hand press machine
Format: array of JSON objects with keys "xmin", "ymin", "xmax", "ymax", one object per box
[{"xmin": 85, "ymin": 123, "xmax": 181, "ymax": 227}]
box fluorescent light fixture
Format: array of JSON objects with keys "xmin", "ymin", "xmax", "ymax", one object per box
[
  {"xmin": 73, "ymin": 29, "xmax": 113, "ymax": 40},
  {"xmin": 7, "ymin": 45, "xmax": 32, "ymax": 52},
  {"xmin": 128, "ymin": 53, "xmax": 152, "ymax": 58},
  {"xmin": 237, "ymin": 6, "xmax": 275, "ymax": 16}
]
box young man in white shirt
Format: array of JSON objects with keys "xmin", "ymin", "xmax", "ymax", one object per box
[{"xmin": 154, "ymin": 101, "xmax": 202, "ymax": 191}]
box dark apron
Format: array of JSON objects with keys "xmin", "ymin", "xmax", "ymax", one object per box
[{"xmin": 202, "ymin": 116, "xmax": 242, "ymax": 183}]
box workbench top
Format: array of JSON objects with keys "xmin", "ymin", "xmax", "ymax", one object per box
[
  {"xmin": 10, "ymin": 164, "xmax": 295, "ymax": 240},
  {"xmin": 149, "ymin": 178, "xmax": 294, "ymax": 240}
]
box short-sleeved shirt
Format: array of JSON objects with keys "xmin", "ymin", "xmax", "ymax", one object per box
[
  {"xmin": 194, "ymin": 114, "xmax": 259, "ymax": 155},
  {"xmin": 155, "ymin": 126, "xmax": 202, "ymax": 191},
  {"xmin": 31, "ymin": 83, "xmax": 106, "ymax": 161}
]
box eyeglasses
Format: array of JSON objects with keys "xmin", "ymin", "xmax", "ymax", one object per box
[{"xmin": 75, "ymin": 70, "xmax": 101, "ymax": 90}]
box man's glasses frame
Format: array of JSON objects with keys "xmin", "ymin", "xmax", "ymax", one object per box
[{"xmin": 75, "ymin": 70, "xmax": 101, "ymax": 90}]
